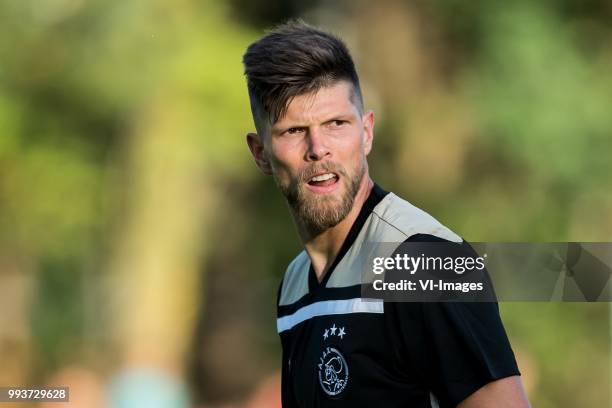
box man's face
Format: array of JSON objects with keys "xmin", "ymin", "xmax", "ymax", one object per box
[{"xmin": 248, "ymin": 81, "xmax": 374, "ymax": 233}]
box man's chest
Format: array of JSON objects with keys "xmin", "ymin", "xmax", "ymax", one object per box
[{"xmin": 280, "ymin": 310, "xmax": 431, "ymax": 407}]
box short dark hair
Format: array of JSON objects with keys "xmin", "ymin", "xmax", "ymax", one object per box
[{"xmin": 242, "ymin": 20, "xmax": 363, "ymax": 132}]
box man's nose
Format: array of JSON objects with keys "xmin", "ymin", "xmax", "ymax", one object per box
[{"xmin": 305, "ymin": 128, "xmax": 330, "ymax": 161}]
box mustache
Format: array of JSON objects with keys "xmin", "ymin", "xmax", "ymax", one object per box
[{"xmin": 297, "ymin": 162, "xmax": 347, "ymax": 183}]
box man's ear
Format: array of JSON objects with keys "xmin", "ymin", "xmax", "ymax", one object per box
[
  {"xmin": 362, "ymin": 110, "xmax": 375, "ymax": 155},
  {"xmin": 246, "ymin": 132, "xmax": 272, "ymax": 175}
]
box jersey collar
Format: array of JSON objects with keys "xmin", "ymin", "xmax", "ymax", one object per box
[{"xmin": 308, "ymin": 183, "xmax": 389, "ymax": 291}]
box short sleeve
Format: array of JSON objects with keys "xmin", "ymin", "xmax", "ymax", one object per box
[
  {"xmin": 387, "ymin": 234, "xmax": 520, "ymax": 407},
  {"xmin": 421, "ymin": 301, "xmax": 520, "ymax": 406}
]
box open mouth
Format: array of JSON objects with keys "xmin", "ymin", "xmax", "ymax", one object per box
[{"xmin": 307, "ymin": 172, "xmax": 339, "ymax": 187}]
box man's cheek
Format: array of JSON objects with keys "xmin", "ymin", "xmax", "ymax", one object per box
[
  {"xmin": 273, "ymin": 166, "xmax": 297, "ymax": 187},
  {"xmin": 269, "ymin": 156, "xmax": 290, "ymax": 176}
]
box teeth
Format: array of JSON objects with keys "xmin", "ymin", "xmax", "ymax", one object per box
[{"xmin": 310, "ymin": 173, "xmax": 335, "ymax": 182}]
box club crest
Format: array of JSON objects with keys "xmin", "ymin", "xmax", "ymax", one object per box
[{"xmin": 318, "ymin": 346, "xmax": 349, "ymax": 397}]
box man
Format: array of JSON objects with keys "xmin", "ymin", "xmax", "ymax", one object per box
[{"xmin": 242, "ymin": 21, "xmax": 530, "ymax": 408}]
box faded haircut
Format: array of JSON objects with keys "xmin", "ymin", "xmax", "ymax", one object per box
[{"xmin": 242, "ymin": 20, "xmax": 363, "ymax": 134}]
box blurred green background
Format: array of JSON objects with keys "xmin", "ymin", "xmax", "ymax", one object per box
[{"xmin": 0, "ymin": 0, "xmax": 610, "ymax": 407}]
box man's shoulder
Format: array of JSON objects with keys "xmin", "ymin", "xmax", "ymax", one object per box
[{"xmin": 368, "ymin": 191, "xmax": 462, "ymax": 243}]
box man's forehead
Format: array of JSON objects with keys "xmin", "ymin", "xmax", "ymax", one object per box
[{"xmin": 275, "ymin": 82, "xmax": 357, "ymax": 126}]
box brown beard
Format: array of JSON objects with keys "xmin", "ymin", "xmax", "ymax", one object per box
[{"xmin": 275, "ymin": 159, "xmax": 366, "ymax": 235}]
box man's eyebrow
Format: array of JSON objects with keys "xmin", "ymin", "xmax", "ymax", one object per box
[
  {"xmin": 323, "ymin": 113, "xmax": 354, "ymax": 122},
  {"xmin": 316, "ymin": 112, "xmax": 358, "ymax": 126},
  {"xmin": 272, "ymin": 111, "xmax": 357, "ymax": 133}
]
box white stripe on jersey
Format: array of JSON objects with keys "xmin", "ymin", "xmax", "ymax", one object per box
[
  {"xmin": 430, "ymin": 392, "xmax": 440, "ymax": 408},
  {"xmin": 277, "ymin": 298, "xmax": 384, "ymax": 333}
]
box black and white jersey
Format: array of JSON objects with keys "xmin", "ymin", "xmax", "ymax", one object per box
[{"xmin": 276, "ymin": 184, "xmax": 520, "ymax": 407}]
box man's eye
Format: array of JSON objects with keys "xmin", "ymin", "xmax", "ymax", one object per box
[
  {"xmin": 286, "ymin": 127, "xmax": 304, "ymax": 135},
  {"xmin": 330, "ymin": 120, "xmax": 346, "ymax": 127}
]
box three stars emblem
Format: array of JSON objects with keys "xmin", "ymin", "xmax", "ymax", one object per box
[{"xmin": 322, "ymin": 323, "xmax": 347, "ymax": 340}]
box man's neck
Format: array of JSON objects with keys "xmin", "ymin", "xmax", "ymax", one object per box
[{"xmin": 297, "ymin": 176, "xmax": 374, "ymax": 283}]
